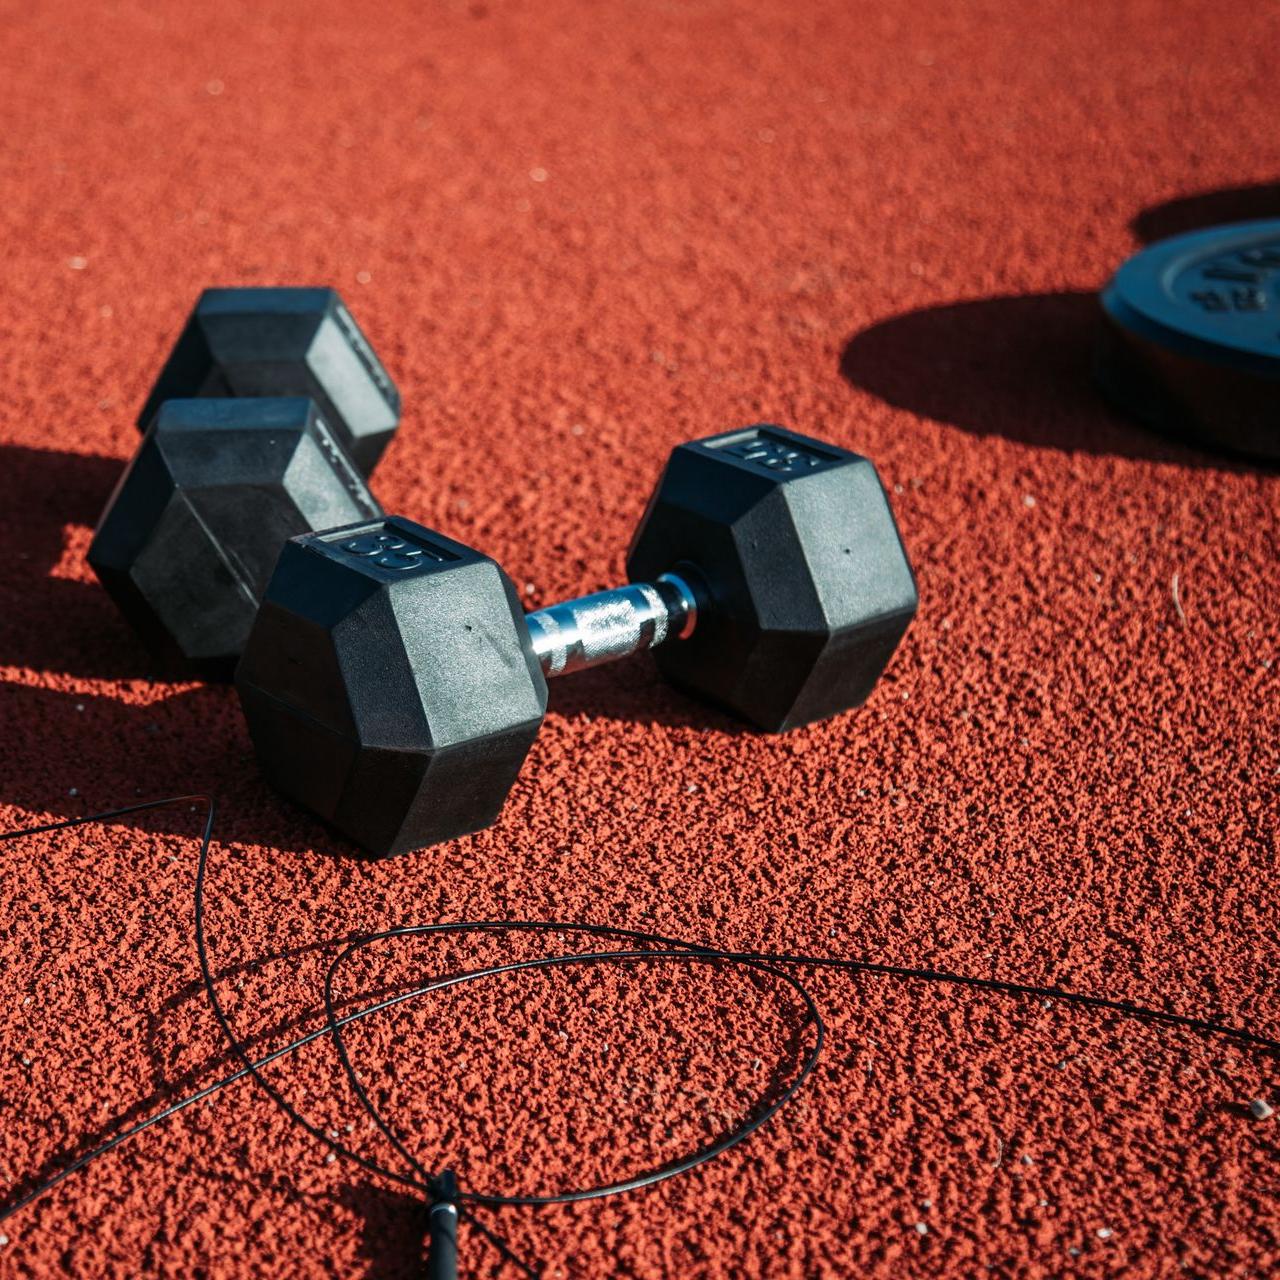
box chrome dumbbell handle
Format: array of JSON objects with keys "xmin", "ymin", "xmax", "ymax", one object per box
[{"xmin": 524, "ymin": 572, "xmax": 700, "ymax": 679}]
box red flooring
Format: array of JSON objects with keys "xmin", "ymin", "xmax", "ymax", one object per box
[{"xmin": 0, "ymin": 0, "xmax": 1277, "ymax": 1275}]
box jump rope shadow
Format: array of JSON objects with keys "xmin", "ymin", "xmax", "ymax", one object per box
[
  {"xmin": 0, "ymin": 929, "xmax": 407, "ymax": 1265},
  {"xmin": 839, "ymin": 184, "xmax": 1280, "ymax": 469},
  {"xmin": 7, "ymin": 916, "xmax": 815, "ymax": 1279},
  {"xmin": 4, "ymin": 945, "xmax": 434, "ymax": 1277},
  {"xmin": 333, "ymin": 1184, "xmax": 430, "ymax": 1280}
]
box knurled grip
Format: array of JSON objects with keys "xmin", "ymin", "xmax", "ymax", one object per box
[{"xmin": 525, "ymin": 573, "xmax": 699, "ymax": 678}]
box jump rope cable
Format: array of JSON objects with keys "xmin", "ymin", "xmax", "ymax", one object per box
[{"xmin": 1, "ymin": 794, "xmax": 1277, "ymax": 1274}]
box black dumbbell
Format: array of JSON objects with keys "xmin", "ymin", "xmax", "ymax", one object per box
[
  {"xmin": 89, "ymin": 396, "xmax": 385, "ymax": 678},
  {"xmin": 89, "ymin": 287, "xmax": 397, "ymax": 677},
  {"xmin": 235, "ymin": 424, "xmax": 918, "ymax": 856},
  {"xmin": 136, "ymin": 287, "xmax": 401, "ymax": 475}
]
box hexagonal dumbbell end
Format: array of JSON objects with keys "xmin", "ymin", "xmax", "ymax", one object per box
[
  {"xmin": 137, "ymin": 287, "xmax": 401, "ymax": 476},
  {"xmin": 234, "ymin": 518, "xmax": 549, "ymax": 857},
  {"xmin": 88, "ymin": 397, "xmax": 382, "ymax": 678},
  {"xmin": 626, "ymin": 424, "xmax": 917, "ymax": 731}
]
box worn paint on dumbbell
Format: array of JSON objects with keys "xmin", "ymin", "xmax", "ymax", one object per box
[
  {"xmin": 312, "ymin": 413, "xmax": 384, "ymax": 515},
  {"xmin": 332, "ymin": 527, "xmax": 460, "ymax": 572},
  {"xmin": 332, "ymin": 299, "xmax": 400, "ymax": 409},
  {"xmin": 712, "ymin": 427, "xmax": 840, "ymax": 475}
]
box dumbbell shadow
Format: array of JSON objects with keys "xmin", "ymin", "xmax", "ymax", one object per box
[
  {"xmin": 0, "ymin": 444, "xmax": 157, "ymax": 679},
  {"xmin": 542, "ymin": 653, "xmax": 751, "ymax": 735},
  {"xmin": 0, "ymin": 680, "xmax": 223, "ymax": 829},
  {"xmin": 0, "ymin": 680, "xmax": 367, "ymax": 856}
]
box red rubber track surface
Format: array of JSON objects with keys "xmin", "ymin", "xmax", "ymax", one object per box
[{"xmin": 0, "ymin": 1, "xmax": 1277, "ymax": 1276}]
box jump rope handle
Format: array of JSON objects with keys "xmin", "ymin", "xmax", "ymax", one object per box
[{"xmin": 426, "ymin": 1171, "xmax": 459, "ymax": 1280}]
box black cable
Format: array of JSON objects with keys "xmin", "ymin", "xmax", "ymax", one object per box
[{"xmin": 1, "ymin": 796, "xmax": 1277, "ymax": 1271}]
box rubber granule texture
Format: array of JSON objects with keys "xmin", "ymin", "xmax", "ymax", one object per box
[{"xmin": 0, "ymin": 1, "xmax": 1277, "ymax": 1277}]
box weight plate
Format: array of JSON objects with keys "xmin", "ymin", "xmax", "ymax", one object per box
[{"xmin": 1096, "ymin": 220, "xmax": 1280, "ymax": 461}]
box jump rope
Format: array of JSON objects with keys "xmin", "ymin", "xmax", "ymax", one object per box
[{"xmin": 1, "ymin": 794, "xmax": 1277, "ymax": 1277}]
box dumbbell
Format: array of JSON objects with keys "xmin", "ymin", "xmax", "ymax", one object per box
[
  {"xmin": 136, "ymin": 286, "xmax": 401, "ymax": 474},
  {"xmin": 235, "ymin": 424, "xmax": 918, "ymax": 856},
  {"xmin": 88, "ymin": 288, "xmax": 398, "ymax": 677}
]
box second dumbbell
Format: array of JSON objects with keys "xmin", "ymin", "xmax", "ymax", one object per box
[{"xmin": 89, "ymin": 287, "xmax": 398, "ymax": 677}]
